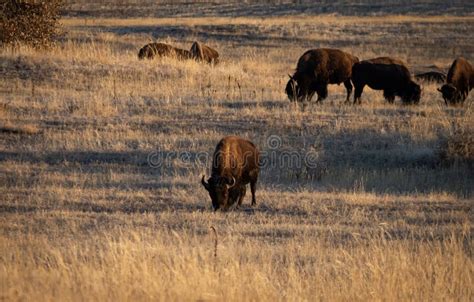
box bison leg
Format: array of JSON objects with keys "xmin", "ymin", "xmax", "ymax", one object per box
[
  {"xmin": 353, "ymin": 85, "xmax": 364, "ymax": 104},
  {"xmin": 237, "ymin": 186, "xmax": 247, "ymax": 207},
  {"xmin": 250, "ymin": 181, "xmax": 257, "ymax": 206},
  {"xmin": 460, "ymin": 90, "xmax": 468, "ymax": 104},
  {"xmin": 343, "ymin": 79, "xmax": 353, "ymax": 103},
  {"xmin": 249, "ymin": 170, "xmax": 258, "ymax": 206},
  {"xmin": 316, "ymin": 85, "xmax": 328, "ymax": 103},
  {"xmin": 304, "ymin": 91, "xmax": 315, "ymax": 103},
  {"xmin": 383, "ymin": 90, "xmax": 395, "ymax": 104}
]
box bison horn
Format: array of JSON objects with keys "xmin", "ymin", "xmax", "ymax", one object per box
[
  {"xmin": 227, "ymin": 176, "xmax": 236, "ymax": 188},
  {"xmin": 437, "ymin": 88, "xmax": 442, "ymax": 93},
  {"xmin": 288, "ymin": 74, "xmax": 294, "ymax": 80},
  {"xmin": 201, "ymin": 175, "xmax": 210, "ymax": 191}
]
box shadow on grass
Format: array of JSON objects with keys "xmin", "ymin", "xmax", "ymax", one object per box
[
  {"xmin": 0, "ymin": 150, "xmax": 151, "ymax": 165},
  {"xmin": 0, "ymin": 197, "xmax": 207, "ymax": 215},
  {"xmin": 1, "ymin": 120, "xmax": 472, "ymax": 197},
  {"xmin": 219, "ymin": 100, "xmax": 286, "ymax": 110},
  {"xmin": 2, "ymin": 198, "xmax": 470, "ymax": 251}
]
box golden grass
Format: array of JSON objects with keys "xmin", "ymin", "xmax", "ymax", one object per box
[
  {"xmin": 1, "ymin": 225, "xmax": 471, "ymax": 301},
  {"xmin": 1, "ymin": 15, "xmax": 473, "ymax": 301},
  {"xmin": 61, "ymin": 15, "xmax": 474, "ymax": 27}
]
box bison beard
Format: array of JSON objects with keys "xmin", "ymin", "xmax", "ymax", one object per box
[
  {"xmin": 285, "ymin": 48, "xmax": 359, "ymax": 103},
  {"xmin": 438, "ymin": 84, "xmax": 462, "ymax": 105},
  {"xmin": 201, "ymin": 136, "xmax": 259, "ymax": 211},
  {"xmin": 351, "ymin": 60, "xmax": 421, "ymax": 104},
  {"xmin": 438, "ymin": 57, "xmax": 474, "ymax": 106}
]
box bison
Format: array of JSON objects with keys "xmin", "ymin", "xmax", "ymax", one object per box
[
  {"xmin": 190, "ymin": 41, "xmax": 220, "ymax": 64},
  {"xmin": 201, "ymin": 136, "xmax": 259, "ymax": 211},
  {"xmin": 138, "ymin": 42, "xmax": 192, "ymax": 60},
  {"xmin": 352, "ymin": 58, "xmax": 421, "ymax": 104},
  {"xmin": 438, "ymin": 57, "xmax": 474, "ymax": 106},
  {"xmin": 365, "ymin": 56, "xmax": 406, "ymax": 65},
  {"xmin": 285, "ymin": 48, "xmax": 359, "ymax": 103},
  {"xmin": 415, "ymin": 71, "xmax": 447, "ymax": 84}
]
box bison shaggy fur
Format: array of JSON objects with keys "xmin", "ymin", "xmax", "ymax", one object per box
[
  {"xmin": 190, "ymin": 41, "xmax": 220, "ymax": 64},
  {"xmin": 285, "ymin": 48, "xmax": 359, "ymax": 103},
  {"xmin": 352, "ymin": 58, "xmax": 421, "ymax": 104},
  {"xmin": 201, "ymin": 136, "xmax": 259, "ymax": 211},
  {"xmin": 365, "ymin": 56, "xmax": 406, "ymax": 65},
  {"xmin": 138, "ymin": 42, "xmax": 192, "ymax": 60},
  {"xmin": 438, "ymin": 57, "xmax": 474, "ymax": 106}
]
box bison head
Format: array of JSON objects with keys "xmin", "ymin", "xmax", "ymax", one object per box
[
  {"xmin": 201, "ymin": 175, "xmax": 236, "ymax": 211},
  {"xmin": 138, "ymin": 48, "xmax": 146, "ymax": 60},
  {"xmin": 402, "ymin": 81, "xmax": 421, "ymax": 104},
  {"xmin": 438, "ymin": 84, "xmax": 462, "ymax": 105},
  {"xmin": 285, "ymin": 74, "xmax": 316, "ymax": 102},
  {"xmin": 285, "ymin": 75, "xmax": 300, "ymax": 102},
  {"xmin": 138, "ymin": 45, "xmax": 157, "ymax": 60},
  {"xmin": 138, "ymin": 47, "xmax": 153, "ymax": 60}
]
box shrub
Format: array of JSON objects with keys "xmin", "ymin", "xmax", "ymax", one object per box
[{"xmin": 0, "ymin": 0, "xmax": 63, "ymax": 48}]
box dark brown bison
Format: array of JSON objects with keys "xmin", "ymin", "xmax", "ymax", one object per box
[
  {"xmin": 366, "ymin": 57, "xmax": 406, "ymax": 65},
  {"xmin": 285, "ymin": 48, "xmax": 359, "ymax": 103},
  {"xmin": 352, "ymin": 58, "xmax": 421, "ymax": 104},
  {"xmin": 415, "ymin": 71, "xmax": 447, "ymax": 84},
  {"xmin": 438, "ymin": 57, "xmax": 474, "ymax": 106},
  {"xmin": 190, "ymin": 41, "xmax": 220, "ymax": 64},
  {"xmin": 201, "ymin": 136, "xmax": 259, "ymax": 211},
  {"xmin": 138, "ymin": 43, "xmax": 192, "ymax": 60}
]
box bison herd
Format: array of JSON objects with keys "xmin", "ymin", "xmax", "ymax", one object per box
[
  {"xmin": 139, "ymin": 42, "xmax": 472, "ymax": 106},
  {"xmin": 136, "ymin": 42, "xmax": 472, "ymax": 210},
  {"xmin": 138, "ymin": 41, "xmax": 219, "ymax": 64},
  {"xmin": 285, "ymin": 48, "xmax": 473, "ymax": 106}
]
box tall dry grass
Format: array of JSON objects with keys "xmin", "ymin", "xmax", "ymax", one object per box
[
  {"xmin": 2, "ymin": 224, "xmax": 471, "ymax": 301},
  {"xmin": 0, "ymin": 15, "xmax": 473, "ymax": 301}
]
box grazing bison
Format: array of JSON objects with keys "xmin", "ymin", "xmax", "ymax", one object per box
[
  {"xmin": 352, "ymin": 58, "xmax": 421, "ymax": 104},
  {"xmin": 366, "ymin": 56, "xmax": 406, "ymax": 65},
  {"xmin": 138, "ymin": 43, "xmax": 192, "ymax": 60},
  {"xmin": 201, "ymin": 136, "xmax": 259, "ymax": 211},
  {"xmin": 190, "ymin": 41, "xmax": 220, "ymax": 64},
  {"xmin": 438, "ymin": 57, "xmax": 474, "ymax": 105},
  {"xmin": 415, "ymin": 71, "xmax": 447, "ymax": 84},
  {"xmin": 285, "ymin": 48, "xmax": 359, "ymax": 103}
]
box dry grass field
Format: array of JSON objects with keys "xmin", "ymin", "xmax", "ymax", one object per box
[{"xmin": 1, "ymin": 7, "xmax": 474, "ymax": 301}]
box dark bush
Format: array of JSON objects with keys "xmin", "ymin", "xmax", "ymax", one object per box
[{"xmin": 0, "ymin": 0, "xmax": 63, "ymax": 48}]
